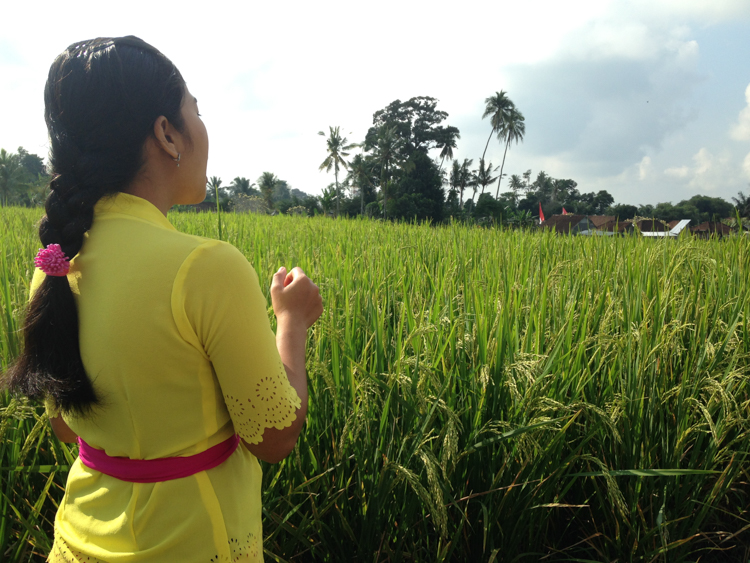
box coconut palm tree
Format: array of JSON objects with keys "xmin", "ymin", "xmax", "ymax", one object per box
[
  {"xmin": 438, "ymin": 135, "xmax": 459, "ymax": 171},
  {"xmin": 481, "ymin": 91, "xmax": 514, "ymax": 164},
  {"xmin": 508, "ymin": 174, "xmax": 524, "ymax": 207},
  {"xmin": 318, "ymin": 126, "xmax": 357, "ymax": 217},
  {"xmin": 449, "ymin": 158, "xmax": 474, "ymax": 209},
  {"xmin": 372, "ymin": 126, "xmax": 402, "ymax": 219},
  {"xmin": 0, "ymin": 149, "xmax": 23, "ymax": 207},
  {"xmin": 206, "ymin": 176, "xmax": 223, "ymax": 205},
  {"xmin": 732, "ymin": 190, "xmax": 750, "ymax": 217},
  {"xmin": 475, "ymin": 158, "xmax": 498, "ymax": 199},
  {"xmin": 347, "ymin": 153, "xmax": 375, "ymax": 215},
  {"xmin": 460, "ymin": 159, "xmax": 475, "ymax": 207},
  {"xmin": 258, "ymin": 172, "xmax": 279, "ymax": 211},
  {"xmin": 494, "ymin": 107, "xmax": 525, "ymax": 199},
  {"xmin": 229, "ymin": 177, "xmax": 257, "ymax": 197}
]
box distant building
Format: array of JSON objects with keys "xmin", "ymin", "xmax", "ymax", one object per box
[
  {"xmin": 641, "ymin": 219, "xmax": 690, "ymax": 237},
  {"xmin": 539, "ymin": 215, "xmax": 594, "ymax": 234},
  {"xmin": 587, "ymin": 215, "xmax": 616, "ymax": 229},
  {"xmin": 540, "ymin": 215, "xmax": 691, "ymax": 237},
  {"xmin": 690, "ymin": 221, "xmax": 733, "ymax": 238},
  {"xmin": 631, "ymin": 219, "xmax": 669, "ymax": 233},
  {"xmin": 182, "ymin": 201, "xmax": 217, "ymax": 212}
]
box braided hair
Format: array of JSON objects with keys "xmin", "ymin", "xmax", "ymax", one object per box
[{"xmin": 4, "ymin": 36, "xmax": 188, "ymax": 415}]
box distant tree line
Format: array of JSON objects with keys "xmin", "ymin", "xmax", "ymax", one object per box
[
  {"xmin": 316, "ymin": 93, "xmax": 750, "ymax": 226},
  {"xmin": 193, "ymin": 174, "xmax": 319, "ymax": 216},
  {"xmin": 3, "ymin": 93, "xmax": 750, "ymax": 226},
  {"xmin": 0, "ymin": 147, "xmax": 50, "ymax": 207}
]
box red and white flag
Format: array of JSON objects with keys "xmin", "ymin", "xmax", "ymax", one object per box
[
  {"xmin": 539, "ymin": 202, "xmax": 545, "ymax": 224},
  {"xmin": 562, "ymin": 207, "xmax": 567, "ymax": 215}
]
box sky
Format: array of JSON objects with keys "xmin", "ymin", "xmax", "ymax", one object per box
[{"xmin": 1, "ymin": 0, "xmax": 749, "ymax": 207}]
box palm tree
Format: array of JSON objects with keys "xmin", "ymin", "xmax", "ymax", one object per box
[
  {"xmin": 475, "ymin": 158, "xmax": 498, "ymax": 199},
  {"xmin": 460, "ymin": 159, "xmax": 475, "ymax": 206},
  {"xmin": 481, "ymin": 91, "xmax": 514, "ymax": 164},
  {"xmin": 438, "ymin": 136, "xmax": 458, "ymax": 171},
  {"xmin": 450, "ymin": 158, "xmax": 474, "ymax": 209},
  {"xmin": 508, "ymin": 174, "xmax": 524, "ymax": 206},
  {"xmin": 229, "ymin": 177, "xmax": 257, "ymax": 197},
  {"xmin": 347, "ymin": 153, "xmax": 373, "ymax": 215},
  {"xmin": 318, "ymin": 126, "xmax": 357, "ymax": 217},
  {"xmin": 732, "ymin": 190, "xmax": 750, "ymax": 217},
  {"xmin": 0, "ymin": 149, "xmax": 23, "ymax": 207},
  {"xmin": 258, "ymin": 172, "xmax": 278, "ymax": 211},
  {"xmin": 448, "ymin": 160, "xmax": 461, "ymax": 208},
  {"xmin": 372, "ymin": 126, "xmax": 402, "ymax": 219},
  {"xmin": 207, "ymin": 176, "xmax": 223, "ymax": 204},
  {"xmin": 494, "ymin": 107, "xmax": 525, "ymax": 199}
]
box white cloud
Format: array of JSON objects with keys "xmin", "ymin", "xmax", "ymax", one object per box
[
  {"xmin": 664, "ymin": 148, "xmax": 735, "ymax": 191},
  {"xmin": 730, "ymin": 84, "xmax": 750, "ymax": 141},
  {"xmin": 1, "ymin": 0, "xmax": 748, "ymax": 201},
  {"xmin": 625, "ymin": 0, "xmax": 750, "ymax": 23},
  {"xmin": 638, "ymin": 156, "xmax": 652, "ymax": 180},
  {"xmin": 743, "ymin": 152, "xmax": 750, "ymax": 179},
  {"xmin": 665, "ymin": 166, "xmax": 690, "ymax": 178}
]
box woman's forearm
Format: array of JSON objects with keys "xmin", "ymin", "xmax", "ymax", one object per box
[
  {"xmin": 275, "ymin": 318, "xmax": 310, "ymax": 409},
  {"xmin": 244, "ymin": 319, "xmax": 309, "ymax": 463}
]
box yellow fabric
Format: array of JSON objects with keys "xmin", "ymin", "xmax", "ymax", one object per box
[{"xmin": 38, "ymin": 192, "xmax": 300, "ymax": 563}]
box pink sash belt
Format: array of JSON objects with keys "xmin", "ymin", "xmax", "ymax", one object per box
[{"xmin": 77, "ymin": 435, "xmax": 241, "ymax": 483}]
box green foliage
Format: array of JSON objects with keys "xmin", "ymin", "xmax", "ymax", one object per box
[
  {"xmin": 1, "ymin": 208, "xmax": 750, "ymax": 561},
  {"xmin": 481, "ymin": 92, "xmax": 525, "ymax": 198},
  {"xmin": 473, "ymin": 192, "xmax": 504, "ymax": 222},
  {"xmin": 608, "ymin": 203, "xmax": 639, "ymax": 220},
  {"xmin": 357, "ymin": 98, "xmax": 459, "ymax": 222},
  {"xmin": 318, "ymin": 127, "xmax": 358, "ymax": 217},
  {"xmin": 639, "ymin": 196, "xmax": 736, "ymax": 224},
  {"xmin": 489, "ymin": 169, "xmax": 615, "ymax": 220},
  {"xmin": 364, "ymin": 97, "xmax": 460, "ymax": 159},
  {"xmin": 732, "ymin": 190, "xmax": 750, "ymax": 217},
  {"xmin": 233, "ymin": 194, "xmax": 270, "ymax": 215},
  {"xmin": 258, "ymin": 172, "xmax": 280, "ymax": 212},
  {"xmin": 0, "ymin": 148, "xmax": 49, "ymax": 208},
  {"xmin": 389, "ymin": 152, "xmax": 444, "ymax": 222},
  {"xmin": 345, "ymin": 153, "xmax": 378, "ymax": 216},
  {"xmin": 228, "ymin": 177, "xmax": 259, "ymax": 200}
]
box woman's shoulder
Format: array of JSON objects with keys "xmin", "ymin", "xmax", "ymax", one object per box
[
  {"xmin": 176, "ymin": 238, "xmax": 258, "ymax": 288},
  {"xmin": 182, "ymin": 237, "xmax": 249, "ymax": 265}
]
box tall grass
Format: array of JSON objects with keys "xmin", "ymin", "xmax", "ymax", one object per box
[{"xmin": 2, "ymin": 207, "xmax": 749, "ymax": 562}]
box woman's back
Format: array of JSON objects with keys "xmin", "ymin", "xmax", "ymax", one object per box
[
  {"xmin": 45, "ymin": 192, "xmax": 301, "ymax": 562},
  {"xmin": 55, "ymin": 193, "xmax": 234, "ymax": 459},
  {"xmin": 7, "ymin": 36, "xmax": 322, "ymax": 563}
]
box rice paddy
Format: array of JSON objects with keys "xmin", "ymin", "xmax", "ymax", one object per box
[{"xmin": 1, "ymin": 206, "xmax": 749, "ymax": 562}]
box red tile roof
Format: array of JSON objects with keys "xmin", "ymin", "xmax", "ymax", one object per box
[
  {"xmin": 633, "ymin": 219, "xmax": 669, "ymax": 232},
  {"xmin": 539, "ymin": 215, "xmax": 587, "ymax": 233},
  {"xmin": 587, "ymin": 215, "xmax": 616, "ymax": 228},
  {"xmin": 691, "ymin": 222, "xmax": 733, "ymax": 234}
]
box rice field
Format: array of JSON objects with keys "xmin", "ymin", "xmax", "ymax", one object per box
[{"xmin": 1, "ymin": 206, "xmax": 749, "ymax": 562}]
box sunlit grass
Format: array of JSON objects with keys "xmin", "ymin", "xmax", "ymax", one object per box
[{"xmin": 1, "ymin": 207, "xmax": 749, "ymax": 561}]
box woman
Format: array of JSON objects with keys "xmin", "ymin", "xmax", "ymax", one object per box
[{"xmin": 5, "ymin": 36, "xmax": 323, "ymax": 562}]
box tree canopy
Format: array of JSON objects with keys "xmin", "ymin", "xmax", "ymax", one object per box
[
  {"xmin": 3, "ymin": 90, "xmax": 748, "ymax": 227},
  {"xmin": 364, "ymin": 97, "xmax": 460, "ymax": 160}
]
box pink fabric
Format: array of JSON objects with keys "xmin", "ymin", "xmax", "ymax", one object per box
[{"xmin": 77, "ymin": 434, "xmax": 241, "ymax": 483}]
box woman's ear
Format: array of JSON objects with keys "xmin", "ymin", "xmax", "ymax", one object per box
[{"xmin": 152, "ymin": 115, "xmax": 180, "ymax": 161}]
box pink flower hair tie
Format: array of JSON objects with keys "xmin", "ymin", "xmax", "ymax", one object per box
[{"xmin": 34, "ymin": 244, "xmax": 70, "ymax": 277}]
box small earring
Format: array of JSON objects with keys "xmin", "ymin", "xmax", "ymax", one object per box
[{"xmin": 173, "ymin": 153, "xmax": 181, "ymax": 167}]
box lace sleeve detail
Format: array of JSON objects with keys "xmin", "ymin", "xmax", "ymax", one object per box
[
  {"xmin": 173, "ymin": 240, "xmax": 303, "ymax": 445},
  {"xmin": 224, "ymin": 362, "xmax": 301, "ymax": 444}
]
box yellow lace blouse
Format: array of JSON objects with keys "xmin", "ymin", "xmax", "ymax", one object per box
[{"xmin": 38, "ymin": 193, "xmax": 300, "ymax": 562}]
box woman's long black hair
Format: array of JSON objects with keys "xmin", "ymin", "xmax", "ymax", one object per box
[{"xmin": 3, "ymin": 36, "xmax": 187, "ymax": 415}]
